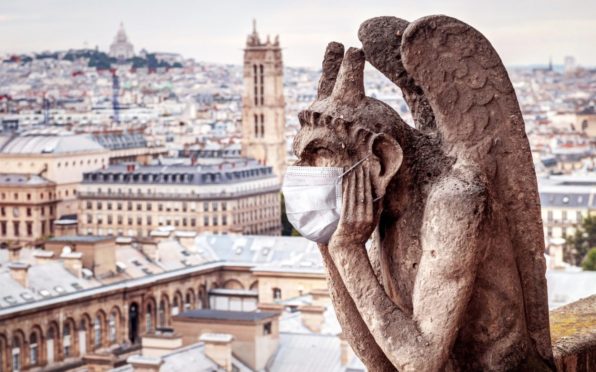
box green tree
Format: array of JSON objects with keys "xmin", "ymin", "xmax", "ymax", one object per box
[
  {"xmin": 581, "ymin": 248, "xmax": 596, "ymax": 271},
  {"xmin": 564, "ymin": 215, "xmax": 596, "ymax": 265},
  {"xmin": 280, "ymin": 193, "xmax": 299, "ymax": 237}
]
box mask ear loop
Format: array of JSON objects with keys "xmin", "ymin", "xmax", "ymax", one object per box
[{"xmin": 335, "ymin": 154, "xmax": 383, "ymax": 202}]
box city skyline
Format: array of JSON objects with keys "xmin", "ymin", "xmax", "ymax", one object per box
[{"xmin": 1, "ymin": 0, "xmax": 595, "ymax": 68}]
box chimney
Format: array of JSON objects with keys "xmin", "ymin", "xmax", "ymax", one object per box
[
  {"xmin": 61, "ymin": 251, "xmax": 83, "ymax": 278},
  {"xmin": 339, "ymin": 333, "xmax": 353, "ymax": 366},
  {"xmin": 299, "ymin": 305, "xmax": 326, "ymax": 333},
  {"xmin": 126, "ymin": 355, "xmax": 163, "ymax": 372},
  {"xmin": 200, "ymin": 333, "xmax": 234, "ymax": 372},
  {"xmin": 8, "ymin": 262, "xmax": 30, "ymax": 288},
  {"xmin": 34, "ymin": 250, "xmax": 54, "ymax": 265},
  {"xmin": 7, "ymin": 244, "xmax": 22, "ymax": 262},
  {"xmin": 141, "ymin": 329, "xmax": 183, "ymax": 358}
]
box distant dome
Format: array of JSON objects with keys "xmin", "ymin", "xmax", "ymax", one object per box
[{"xmin": 109, "ymin": 22, "xmax": 135, "ymax": 61}]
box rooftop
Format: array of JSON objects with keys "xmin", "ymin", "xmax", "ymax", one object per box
[
  {"xmin": 82, "ymin": 159, "xmax": 275, "ymax": 185},
  {"xmin": 175, "ymin": 309, "xmax": 278, "ymax": 322},
  {"xmin": 0, "ymin": 132, "xmax": 106, "ymax": 154},
  {"xmin": 0, "ymin": 173, "xmax": 53, "ymax": 186}
]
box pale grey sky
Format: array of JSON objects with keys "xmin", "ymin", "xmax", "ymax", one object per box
[{"xmin": 1, "ymin": 0, "xmax": 595, "ymax": 67}]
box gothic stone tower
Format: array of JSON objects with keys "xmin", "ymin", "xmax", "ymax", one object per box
[{"xmin": 241, "ymin": 20, "xmax": 286, "ymax": 180}]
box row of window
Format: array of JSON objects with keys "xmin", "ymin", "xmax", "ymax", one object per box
[
  {"xmin": 545, "ymin": 210, "xmax": 583, "ymax": 223},
  {"xmin": 85, "ymin": 200, "xmax": 229, "ymax": 212},
  {"xmin": 0, "ymin": 206, "xmax": 55, "ymax": 218},
  {"xmin": 0, "ymin": 220, "xmax": 54, "ymax": 237},
  {"xmin": 86, "ymin": 214, "xmax": 230, "ymax": 227}
]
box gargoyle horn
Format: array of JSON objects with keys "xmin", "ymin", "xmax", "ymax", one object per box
[
  {"xmin": 316, "ymin": 42, "xmax": 345, "ymax": 100},
  {"xmin": 330, "ymin": 47, "xmax": 366, "ymax": 106}
]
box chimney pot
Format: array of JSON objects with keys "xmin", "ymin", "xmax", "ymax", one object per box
[
  {"xmin": 8, "ymin": 262, "xmax": 30, "ymax": 288},
  {"xmin": 200, "ymin": 333, "xmax": 234, "ymax": 372}
]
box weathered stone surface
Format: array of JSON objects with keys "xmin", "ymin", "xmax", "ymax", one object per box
[
  {"xmin": 550, "ymin": 295, "xmax": 596, "ymax": 372},
  {"xmin": 293, "ymin": 15, "xmax": 555, "ymax": 371}
]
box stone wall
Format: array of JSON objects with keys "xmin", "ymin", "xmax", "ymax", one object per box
[{"xmin": 550, "ymin": 295, "xmax": 596, "ymax": 372}]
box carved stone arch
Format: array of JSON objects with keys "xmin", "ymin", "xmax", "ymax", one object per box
[
  {"xmin": 143, "ymin": 296, "xmax": 157, "ymax": 334},
  {"xmin": 78, "ymin": 313, "xmax": 92, "ymax": 355},
  {"xmin": 62, "ymin": 317, "xmax": 78, "ymax": 358},
  {"xmin": 184, "ymin": 288, "xmax": 196, "ymax": 311},
  {"xmin": 249, "ymin": 280, "xmax": 258, "ymax": 291},
  {"xmin": 223, "ymin": 279, "xmax": 245, "ymax": 290},
  {"xmin": 46, "ymin": 320, "xmax": 61, "ymax": 362},
  {"xmin": 93, "ymin": 310, "xmax": 107, "ymax": 350},
  {"xmin": 108, "ymin": 306, "xmax": 123, "ymax": 345},
  {"xmin": 11, "ymin": 329, "xmax": 26, "ymax": 371}
]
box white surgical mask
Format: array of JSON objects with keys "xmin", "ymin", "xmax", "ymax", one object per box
[{"xmin": 282, "ymin": 156, "xmax": 376, "ymax": 243}]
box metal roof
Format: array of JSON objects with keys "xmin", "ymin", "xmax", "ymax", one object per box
[
  {"xmin": 176, "ymin": 309, "xmax": 277, "ymax": 322},
  {"xmin": 0, "ymin": 133, "xmax": 105, "ymax": 154}
]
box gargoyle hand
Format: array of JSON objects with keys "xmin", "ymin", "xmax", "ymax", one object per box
[{"xmin": 330, "ymin": 159, "xmax": 376, "ymax": 247}]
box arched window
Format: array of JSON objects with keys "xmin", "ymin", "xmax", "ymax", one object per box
[
  {"xmin": 108, "ymin": 313, "xmax": 117, "ymax": 343},
  {"xmin": 159, "ymin": 300, "xmax": 166, "ymax": 327},
  {"xmin": 273, "ymin": 287, "xmax": 282, "ymax": 300},
  {"xmin": 46, "ymin": 325, "xmax": 58, "ymax": 364},
  {"xmin": 11, "ymin": 336, "xmax": 21, "ymax": 371},
  {"xmin": 29, "ymin": 333, "xmax": 38, "ymax": 366},
  {"xmin": 94, "ymin": 316, "xmax": 102, "ymax": 349},
  {"xmin": 172, "ymin": 297, "xmax": 179, "ymax": 316},
  {"xmin": 145, "ymin": 303, "xmax": 153, "ymax": 332},
  {"xmin": 63, "ymin": 323, "xmax": 72, "ymax": 357},
  {"xmin": 185, "ymin": 293, "xmax": 192, "ymax": 311}
]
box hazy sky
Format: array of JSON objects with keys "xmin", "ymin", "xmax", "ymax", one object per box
[{"xmin": 1, "ymin": 0, "xmax": 595, "ymax": 68}]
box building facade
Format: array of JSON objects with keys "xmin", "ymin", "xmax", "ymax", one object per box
[
  {"xmin": 77, "ymin": 159, "xmax": 282, "ymax": 237},
  {"xmin": 0, "ymin": 132, "xmax": 110, "ymax": 219},
  {"xmin": 0, "ymin": 235, "xmax": 327, "ymax": 371},
  {"xmin": 0, "ymin": 175, "xmax": 58, "ymax": 244},
  {"xmin": 241, "ymin": 20, "xmax": 287, "ymax": 180}
]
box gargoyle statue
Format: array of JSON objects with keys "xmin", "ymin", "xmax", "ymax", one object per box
[{"xmin": 284, "ymin": 15, "xmax": 554, "ymax": 371}]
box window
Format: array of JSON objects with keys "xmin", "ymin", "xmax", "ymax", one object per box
[
  {"xmin": 109, "ymin": 313, "xmax": 117, "ymax": 343},
  {"xmin": 222, "ymin": 216, "xmax": 227, "ymax": 225},
  {"xmin": 136, "ymin": 203, "xmax": 142, "ymax": 211},
  {"xmin": 26, "ymin": 222, "xmax": 33, "ymax": 237},
  {"xmin": 577, "ymin": 211, "xmax": 583, "ymax": 222},
  {"xmin": 13, "ymin": 221, "xmax": 19, "ymax": 236},
  {"xmin": 159, "ymin": 300, "xmax": 166, "ymax": 326},
  {"xmin": 547, "ymin": 210, "xmax": 553, "ymax": 222},
  {"xmin": 146, "ymin": 304, "xmax": 153, "ymax": 332},
  {"xmin": 1, "ymin": 221, "xmax": 6, "ymax": 236},
  {"xmin": 12, "ymin": 336, "xmax": 21, "ymax": 371},
  {"xmin": 158, "ymin": 204, "xmax": 163, "ymax": 212},
  {"xmin": 263, "ymin": 322, "xmax": 272, "ymax": 335},
  {"xmin": 204, "ymin": 216, "xmax": 209, "ymax": 226},
  {"xmin": 29, "ymin": 333, "xmax": 38, "ymax": 366},
  {"xmin": 97, "ymin": 202, "xmax": 102, "ymax": 210},
  {"xmin": 147, "ymin": 216, "xmax": 152, "ymax": 225},
  {"xmin": 94, "ymin": 316, "xmax": 102, "ymax": 348},
  {"xmin": 191, "ymin": 218, "xmax": 196, "ymax": 227},
  {"xmin": 273, "ymin": 288, "xmax": 282, "ymax": 300},
  {"xmin": 26, "ymin": 193, "xmax": 31, "ymax": 201},
  {"xmin": 137, "ymin": 217, "xmax": 142, "ymax": 225},
  {"xmin": 63, "ymin": 323, "xmax": 72, "ymax": 357},
  {"xmin": 26, "ymin": 208, "xmax": 31, "ymax": 217},
  {"xmin": 562, "ymin": 210, "xmax": 567, "ymax": 222},
  {"xmin": 147, "ymin": 203, "xmax": 152, "ymax": 211},
  {"xmin": 127, "ymin": 202, "xmax": 132, "ymax": 211},
  {"xmin": 117, "ymin": 203, "xmax": 122, "ymax": 211},
  {"xmin": 107, "ymin": 202, "xmax": 112, "ymax": 210},
  {"xmin": 212, "ymin": 202, "xmax": 218, "ymax": 211},
  {"xmin": 213, "ymin": 216, "xmax": 218, "ymax": 226}
]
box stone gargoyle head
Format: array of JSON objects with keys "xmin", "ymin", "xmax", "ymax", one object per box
[{"xmin": 293, "ymin": 44, "xmax": 405, "ymax": 203}]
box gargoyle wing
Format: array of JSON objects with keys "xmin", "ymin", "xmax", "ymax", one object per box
[{"xmin": 399, "ymin": 15, "xmax": 553, "ymax": 362}]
